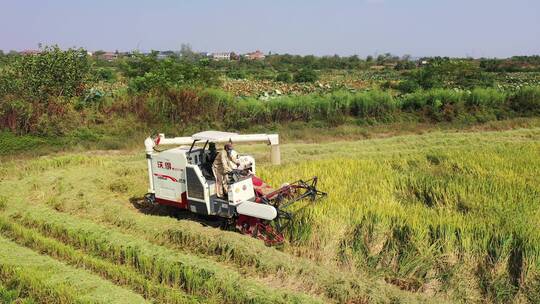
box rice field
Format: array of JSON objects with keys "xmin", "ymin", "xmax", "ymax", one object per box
[{"xmin": 0, "ymin": 127, "xmax": 539, "ymax": 303}]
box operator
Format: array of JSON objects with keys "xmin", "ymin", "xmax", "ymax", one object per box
[{"xmin": 212, "ymin": 143, "xmax": 240, "ymax": 198}]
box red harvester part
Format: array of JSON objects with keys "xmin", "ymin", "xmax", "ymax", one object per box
[{"xmin": 236, "ymin": 215, "xmax": 284, "ymax": 246}]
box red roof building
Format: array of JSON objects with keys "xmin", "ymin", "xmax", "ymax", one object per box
[
  {"xmin": 19, "ymin": 50, "xmax": 41, "ymax": 56},
  {"xmin": 245, "ymin": 50, "xmax": 265, "ymax": 60}
]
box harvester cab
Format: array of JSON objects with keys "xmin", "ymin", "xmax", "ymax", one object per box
[{"xmin": 144, "ymin": 131, "xmax": 326, "ymax": 245}]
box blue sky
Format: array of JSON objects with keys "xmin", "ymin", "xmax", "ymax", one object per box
[{"xmin": 1, "ymin": 0, "xmax": 539, "ymax": 58}]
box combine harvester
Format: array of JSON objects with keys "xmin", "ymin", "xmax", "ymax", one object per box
[{"xmin": 144, "ymin": 131, "xmax": 326, "ymax": 245}]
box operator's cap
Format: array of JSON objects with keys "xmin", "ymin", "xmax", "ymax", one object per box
[{"xmin": 224, "ymin": 143, "xmax": 233, "ymax": 151}]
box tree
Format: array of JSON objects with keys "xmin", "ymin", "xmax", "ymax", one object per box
[
  {"xmin": 180, "ymin": 43, "xmax": 198, "ymax": 61},
  {"xmin": 10, "ymin": 45, "xmax": 90, "ymax": 99},
  {"xmin": 125, "ymin": 54, "xmax": 220, "ymax": 93}
]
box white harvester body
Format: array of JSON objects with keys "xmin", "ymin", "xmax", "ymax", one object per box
[{"xmin": 144, "ymin": 131, "xmax": 280, "ymax": 221}]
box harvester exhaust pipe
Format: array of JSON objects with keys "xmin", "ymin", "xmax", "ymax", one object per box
[{"xmin": 271, "ymin": 144, "xmax": 280, "ymax": 165}]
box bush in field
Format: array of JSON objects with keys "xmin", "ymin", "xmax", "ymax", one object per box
[
  {"xmin": 401, "ymin": 60, "xmax": 494, "ymax": 91},
  {"xmin": 509, "ymin": 86, "xmax": 540, "ymax": 114},
  {"xmin": 118, "ymin": 51, "xmax": 159, "ymax": 78},
  {"xmin": 293, "ymin": 68, "xmax": 319, "ymax": 83},
  {"xmin": 394, "ymin": 60, "xmax": 416, "ymax": 71},
  {"xmin": 0, "ymin": 96, "xmax": 80, "ymax": 136},
  {"xmin": 226, "ymin": 68, "xmax": 247, "ymax": 80},
  {"xmin": 396, "ymin": 79, "xmax": 421, "ymax": 93},
  {"xmin": 93, "ymin": 67, "xmax": 116, "ymax": 82},
  {"xmin": 275, "ymin": 72, "xmax": 292, "ymax": 83},
  {"xmin": 253, "ymin": 69, "xmax": 276, "ymax": 81},
  {"xmin": 0, "ymin": 98, "xmax": 35, "ymax": 134},
  {"xmin": 401, "ymin": 89, "xmax": 468, "ymax": 121}
]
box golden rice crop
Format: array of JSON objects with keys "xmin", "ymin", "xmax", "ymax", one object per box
[
  {"xmin": 1, "ymin": 127, "xmax": 538, "ymax": 303},
  {"xmin": 256, "ymin": 130, "xmax": 540, "ymax": 303}
]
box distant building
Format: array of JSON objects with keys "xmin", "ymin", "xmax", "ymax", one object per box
[
  {"xmin": 19, "ymin": 49, "xmax": 41, "ymax": 56},
  {"xmin": 211, "ymin": 52, "xmax": 232, "ymax": 60},
  {"xmin": 100, "ymin": 52, "xmax": 118, "ymax": 61},
  {"xmin": 157, "ymin": 51, "xmax": 176, "ymax": 60},
  {"xmin": 245, "ymin": 50, "xmax": 265, "ymax": 60}
]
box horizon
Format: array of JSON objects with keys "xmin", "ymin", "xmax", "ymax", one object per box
[
  {"xmin": 1, "ymin": 0, "xmax": 539, "ymax": 58},
  {"xmin": 5, "ymin": 46, "xmax": 540, "ymax": 60}
]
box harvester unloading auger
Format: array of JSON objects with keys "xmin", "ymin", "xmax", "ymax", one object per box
[{"xmin": 143, "ymin": 131, "xmax": 326, "ymax": 245}]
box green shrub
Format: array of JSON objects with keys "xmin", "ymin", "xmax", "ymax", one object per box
[
  {"xmin": 253, "ymin": 69, "xmax": 276, "ymax": 81},
  {"xmin": 401, "ymin": 89, "xmax": 467, "ymax": 121},
  {"xmin": 293, "ymin": 69, "xmax": 319, "ymax": 83},
  {"xmin": 397, "ymin": 80, "xmax": 421, "ymax": 93},
  {"xmin": 0, "ymin": 98, "xmax": 34, "ymax": 134},
  {"xmin": 404, "ymin": 60, "xmax": 494, "ymax": 90},
  {"xmin": 467, "ymin": 88, "xmax": 507, "ymax": 108},
  {"xmin": 275, "ymin": 72, "xmax": 292, "ymax": 83},
  {"xmin": 0, "ymin": 132, "xmax": 47, "ymax": 155},
  {"xmin": 510, "ymin": 86, "xmax": 540, "ymax": 114},
  {"xmin": 94, "ymin": 67, "xmax": 116, "ymax": 82},
  {"xmin": 226, "ymin": 69, "xmax": 247, "ymax": 79}
]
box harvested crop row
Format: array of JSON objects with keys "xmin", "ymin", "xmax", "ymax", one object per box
[
  {"xmin": 0, "ymin": 215, "xmax": 198, "ymax": 304},
  {"xmin": 0, "ymin": 235, "xmax": 148, "ymax": 304},
  {"xmin": 0, "ymin": 281, "xmax": 35, "ymax": 304},
  {"xmin": 0, "ymin": 157, "xmax": 439, "ymax": 303},
  {"xmin": 9, "ymin": 207, "xmax": 321, "ymax": 304},
  {"xmin": 89, "ymin": 199, "xmax": 436, "ymax": 303}
]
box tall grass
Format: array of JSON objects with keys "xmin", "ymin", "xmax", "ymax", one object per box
[{"xmin": 138, "ymin": 86, "xmax": 540, "ymax": 128}]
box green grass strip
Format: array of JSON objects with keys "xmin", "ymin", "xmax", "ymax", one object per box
[
  {"xmin": 0, "ymin": 235, "xmax": 148, "ymax": 304},
  {"xmin": 0, "ymin": 215, "xmax": 199, "ymax": 304},
  {"xmin": 9, "ymin": 207, "xmax": 321, "ymax": 304}
]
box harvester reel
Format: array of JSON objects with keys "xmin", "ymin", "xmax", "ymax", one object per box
[
  {"xmin": 252, "ymin": 177, "xmax": 327, "ymax": 245},
  {"xmin": 236, "ymin": 215, "xmax": 284, "ymax": 246}
]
